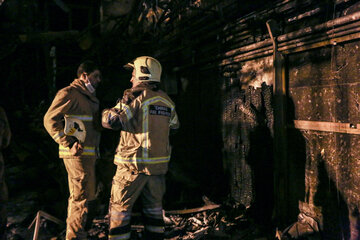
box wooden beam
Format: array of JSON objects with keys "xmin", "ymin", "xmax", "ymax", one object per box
[
  {"xmin": 267, "ymin": 19, "xmax": 289, "ymax": 225},
  {"xmin": 293, "ymin": 120, "xmax": 360, "ymax": 134},
  {"xmin": 281, "ymin": 32, "xmax": 360, "ymax": 55},
  {"xmin": 16, "ymin": 31, "xmax": 79, "ymax": 44}
]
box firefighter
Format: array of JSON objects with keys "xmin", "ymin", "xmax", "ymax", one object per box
[
  {"xmin": 43, "ymin": 61, "xmax": 102, "ymax": 240},
  {"xmin": 102, "ymin": 56, "xmax": 180, "ymax": 240},
  {"xmin": 0, "ymin": 107, "xmax": 11, "ymax": 240}
]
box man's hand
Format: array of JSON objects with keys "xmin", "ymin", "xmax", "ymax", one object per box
[{"xmin": 70, "ymin": 142, "xmax": 83, "ymax": 156}]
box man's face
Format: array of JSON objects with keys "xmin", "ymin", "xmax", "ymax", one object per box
[
  {"xmin": 86, "ymin": 69, "xmax": 102, "ymax": 89},
  {"xmin": 130, "ymin": 69, "xmax": 141, "ymax": 88}
]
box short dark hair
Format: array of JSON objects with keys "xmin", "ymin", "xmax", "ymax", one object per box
[{"xmin": 77, "ymin": 60, "xmax": 99, "ymax": 78}]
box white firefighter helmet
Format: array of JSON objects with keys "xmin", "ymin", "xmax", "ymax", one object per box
[
  {"xmin": 64, "ymin": 116, "xmax": 86, "ymax": 143},
  {"xmin": 125, "ymin": 56, "xmax": 162, "ymax": 82}
]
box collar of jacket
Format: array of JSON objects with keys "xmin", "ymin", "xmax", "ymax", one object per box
[
  {"xmin": 121, "ymin": 83, "xmax": 159, "ymax": 105},
  {"xmin": 70, "ymin": 78, "xmax": 99, "ymax": 104}
]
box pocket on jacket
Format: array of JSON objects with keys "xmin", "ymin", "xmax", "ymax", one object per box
[
  {"xmin": 70, "ymin": 175, "xmax": 86, "ymax": 201},
  {"xmin": 111, "ymin": 169, "xmax": 138, "ymax": 206}
]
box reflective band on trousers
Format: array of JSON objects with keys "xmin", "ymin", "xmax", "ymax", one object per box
[
  {"xmin": 65, "ymin": 114, "xmax": 93, "ymax": 121},
  {"xmin": 143, "ymin": 207, "xmax": 163, "ymax": 218},
  {"xmin": 110, "ymin": 211, "xmax": 131, "ymax": 222},
  {"xmin": 108, "ymin": 233, "xmax": 131, "ymax": 240},
  {"xmin": 59, "ymin": 145, "xmax": 96, "ymax": 156},
  {"xmin": 141, "ymin": 96, "xmax": 175, "ymax": 158},
  {"xmin": 114, "ymin": 155, "xmax": 170, "ymax": 164}
]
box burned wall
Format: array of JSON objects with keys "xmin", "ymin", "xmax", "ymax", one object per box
[
  {"xmin": 221, "ymin": 56, "xmax": 274, "ymax": 225},
  {"xmin": 288, "ymin": 39, "xmax": 360, "ymax": 239}
]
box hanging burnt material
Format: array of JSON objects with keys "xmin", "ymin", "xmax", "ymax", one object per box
[
  {"xmin": 221, "ymin": 72, "xmax": 274, "ymax": 217},
  {"xmin": 222, "ymin": 77, "xmax": 253, "ymax": 208}
]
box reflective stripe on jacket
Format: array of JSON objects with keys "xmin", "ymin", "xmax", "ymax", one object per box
[
  {"xmin": 102, "ymin": 86, "xmax": 179, "ymax": 175},
  {"xmin": 44, "ymin": 79, "xmax": 101, "ymax": 159}
]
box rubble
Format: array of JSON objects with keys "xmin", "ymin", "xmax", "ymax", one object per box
[{"xmin": 6, "ymin": 197, "xmax": 273, "ymax": 240}]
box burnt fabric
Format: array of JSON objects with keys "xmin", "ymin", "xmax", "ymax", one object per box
[
  {"xmin": 44, "ymin": 79, "xmax": 101, "ymax": 240},
  {"xmin": 0, "ymin": 107, "xmax": 10, "ymax": 240}
]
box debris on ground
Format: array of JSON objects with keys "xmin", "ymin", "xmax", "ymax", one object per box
[{"xmin": 6, "ymin": 197, "xmax": 272, "ymax": 240}]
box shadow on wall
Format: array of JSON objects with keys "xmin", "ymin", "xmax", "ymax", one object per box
[
  {"xmin": 284, "ymin": 97, "xmax": 354, "ymax": 239},
  {"xmin": 287, "ymin": 96, "xmax": 306, "ymax": 222},
  {"xmin": 247, "ymin": 101, "xmax": 274, "ymax": 228},
  {"xmin": 316, "ymin": 157, "xmax": 350, "ymax": 240},
  {"xmin": 244, "ymin": 83, "xmax": 274, "ymax": 229}
]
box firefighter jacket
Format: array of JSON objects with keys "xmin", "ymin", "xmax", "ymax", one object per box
[
  {"xmin": 102, "ymin": 84, "xmax": 180, "ymax": 175},
  {"xmin": 44, "ymin": 79, "xmax": 101, "ymax": 159}
]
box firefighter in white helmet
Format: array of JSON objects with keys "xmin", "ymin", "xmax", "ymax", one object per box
[
  {"xmin": 102, "ymin": 56, "xmax": 180, "ymax": 240},
  {"xmin": 43, "ymin": 61, "xmax": 102, "ymax": 240}
]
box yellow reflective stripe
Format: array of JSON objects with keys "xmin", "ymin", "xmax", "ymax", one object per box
[
  {"xmin": 122, "ymin": 104, "xmax": 133, "ymax": 120},
  {"xmin": 59, "ymin": 146, "xmax": 95, "ymax": 156},
  {"xmin": 141, "ymin": 97, "xmax": 173, "ymax": 158},
  {"xmin": 65, "ymin": 114, "xmax": 93, "ymax": 121},
  {"xmin": 113, "ymin": 103, "xmax": 133, "ymax": 120},
  {"xmin": 142, "ymin": 107, "xmax": 149, "ymax": 158},
  {"xmin": 145, "ymin": 225, "xmax": 165, "ymax": 233},
  {"xmin": 59, "ymin": 152, "xmax": 96, "ymax": 156},
  {"xmin": 108, "ymin": 233, "xmax": 131, "ymax": 240},
  {"xmin": 114, "ymin": 155, "xmax": 170, "ymax": 164},
  {"xmin": 114, "ymin": 102, "xmax": 121, "ymax": 110},
  {"xmin": 59, "ymin": 146, "xmax": 95, "ymax": 150},
  {"xmin": 170, "ymin": 113, "xmax": 179, "ymax": 127},
  {"xmin": 141, "ymin": 96, "xmax": 175, "ymax": 110},
  {"xmin": 53, "ymin": 131, "xmax": 64, "ymax": 141}
]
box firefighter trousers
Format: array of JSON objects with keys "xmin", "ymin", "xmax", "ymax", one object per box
[
  {"xmin": 63, "ymin": 157, "xmax": 96, "ymax": 240},
  {"xmin": 109, "ymin": 167, "xmax": 166, "ymax": 240},
  {"xmin": 0, "ymin": 153, "xmax": 8, "ymax": 240}
]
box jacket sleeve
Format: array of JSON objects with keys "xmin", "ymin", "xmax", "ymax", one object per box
[
  {"xmin": 43, "ymin": 89, "xmax": 77, "ymax": 148},
  {"xmin": 102, "ymin": 99, "xmax": 139, "ymax": 130},
  {"xmin": 0, "ymin": 107, "xmax": 11, "ymax": 149}
]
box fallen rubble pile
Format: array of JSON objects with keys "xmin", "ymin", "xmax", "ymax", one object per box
[
  {"xmin": 85, "ymin": 202, "xmax": 269, "ymax": 239},
  {"xmin": 7, "ymin": 199, "xmax": 272, "ymax": 239}
]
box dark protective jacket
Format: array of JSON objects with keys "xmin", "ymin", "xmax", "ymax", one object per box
[
  {"xmin": 44, "ymin": 79, "xmax": 101, "ymax": 159},
  {"xmin": 102, "ymin": 84, "xmax": 179, "ymax": 175}
]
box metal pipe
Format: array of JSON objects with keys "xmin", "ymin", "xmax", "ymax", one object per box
[
  {"xmin": 223, "ymin": 39, "xmax": 272, "ymax": 58},
  {"xmin": 220, "ymin": 49, "xmax": 273, "ymax": 66},
  {"xmin": 287, "ymin": 7, "xmax": 321, "ymax": 23},
  {"xmin": 277, "ymin": 11, "xmax": 360, "ymax": 42},
  {"xmin": 278, "ymin": 26, "xmax": 360, "ymax": 52},
  {"xmin": 161, "ymin": 0, "xmax": 360, "ymax": 70},
  {"xmin": 278, "ymin": 20, "xmax": 360, "ymax": 48},
  {"xmin": 222, "ymin": 11, "xmax": 360, "ymax": 64},
  {"xmin": 282, "ymin": 32, "xmax": 360, "ymax": 54}
]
